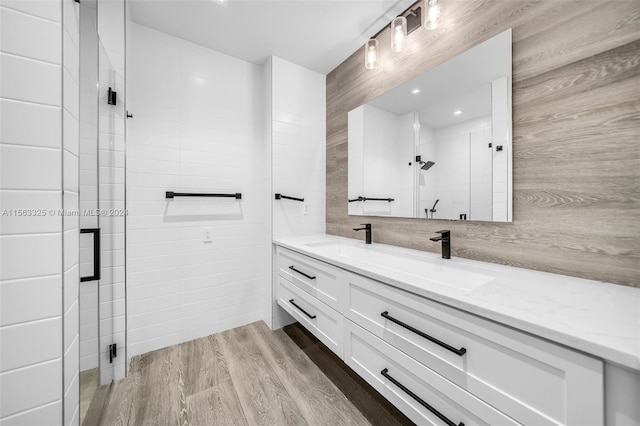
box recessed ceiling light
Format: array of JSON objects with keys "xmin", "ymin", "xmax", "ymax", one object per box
[
  {"xmin": 411, "ymin": 89, "xmax": 421, "ymax": 94},
  {"xmin": 453, "ymin": 110, "xmax": 463, "ymax": 115}
]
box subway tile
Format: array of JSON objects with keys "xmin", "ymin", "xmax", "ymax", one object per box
[
  {"xmin": 0, "ymin": 53, "xmax": 60, "ymax": 106},
  {"xmin": 63, "ymin": 150, "xmax": 79, "ymax": 192},
  {"xmin": 63, "ymin": 228, "xmax": 79, "ymax": 272},
  {"xmin": 0, "ymin": 145, "xmax": 61, "ymax": 191},
  {"xmin": 0, "ymin": 317, "xmax": 62, "ymax": 372},
  {"xmin": 63, "ymin": 68, "xmax": 79, "ymax": 120},
  {"xmin": 0, "ymin": 400, "xmax": 62, "ymax": 426},
  {"xmin": 63, "ymin": 264, "xmax": 78, "ymax": 312},
  {"xmin": 63, "ymin": 27, "xmax": 79, "ymax": 84},
  {"xmin": 63, "ymin": 191, "xmax": 79, "ymax": 231},
  {"xmin": 63, "ymin": 300, "xmax": 78, "ymax": 353},
  {"xmin": 0, "ymin": 234, "xmax": 62, "ymax": 280},
  {"xmin": 0, "ymin": 275, "xmax": 61, "ymax": 326},
  {"xmin": 0, "ymin": 99, "xmax": 61, "ymax": 148},
  {"xmin": 0, "ymin": 360, "xmax": 62, "ymax": 416},
  {"xmin": 63, "ymin": 369, "xmax": 78, "ymax": 426},
  {"xmin": 0, "ymin": 190, "xmax": 61, "ymax": 235},
  {"xmin": 0, "ymin": 1, "xmax": 61, "ymax": 23},
  {"xmin": 0, "ymin": 6, "xmax": 61, "ymax": 64},
  {"xmin": 63, "ymin": 109, "xmax": 79, "ymax": 156},
  {"xmin": 62, "ymin": 0, "xmax": 79, "ymax": 48}
]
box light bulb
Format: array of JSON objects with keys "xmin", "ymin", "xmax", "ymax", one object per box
[
  {"xmin": 426, "ymin": 0, "xmax": 441, "ymax": 30},
  {"xmin": 391, "ymin": 16, "xmax": 407, "ymax": 52},
  {"xmin": 365, "ymin": 39, "xmax": 378, "ymax": 69}
]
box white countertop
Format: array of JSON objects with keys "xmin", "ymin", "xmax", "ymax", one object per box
[{"xmin": 274, "ymin": 234, "xmax": 640, "ymax": 371}]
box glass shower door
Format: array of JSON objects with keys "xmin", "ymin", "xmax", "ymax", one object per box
[{"xmin": 79, "ymin": 0, "xmax": 127, "ymax": 422}]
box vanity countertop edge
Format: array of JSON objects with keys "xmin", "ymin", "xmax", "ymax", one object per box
[{"xmin": 273, "ymin": 234, "xmax": 640, "ymax": 371}]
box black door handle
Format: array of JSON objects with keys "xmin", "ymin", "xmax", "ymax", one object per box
[
  {"xmin": 80, "ymin": 228, "xmax": 101, "ymax": 282},
  {"xmin": 289, "ymin": 299, "xmax": 316, "ymax": 319},
  {"xmin": 381, "ymin": 311, "xmax": 466, "ymax": 356},
  {"xmin": 381, "ymin": 368, "xmax": 464, "ymax": 426},
  {"xmin": 289, "ymin": 265, "xmax": 316, "ymax": 280}
]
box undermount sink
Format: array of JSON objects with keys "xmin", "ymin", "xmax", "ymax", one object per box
[{"xmin": 305, "ymin": 240, "xmax": 497, "ymax": 291}]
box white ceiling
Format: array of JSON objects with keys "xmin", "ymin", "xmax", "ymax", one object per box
[{"xmin": 128, "ymin": 0, "xmax": 416, "ymax": 74}]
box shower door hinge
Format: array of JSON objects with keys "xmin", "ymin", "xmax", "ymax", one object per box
[
  {"xmin": 109, "ymin": 343, "xmax": 117, "ymax": 363},
  {"xmin": 108, "ymin": 87, "xmax": 117, "ymax": 105},
  {"xmin": 488, "ymin": 143, "xmax": 492, "ymax": 148}
]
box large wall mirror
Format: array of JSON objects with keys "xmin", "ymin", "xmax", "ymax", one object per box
[{"xmin": 348, "ymin": 29, "xmax": 512, "ymax": 222}]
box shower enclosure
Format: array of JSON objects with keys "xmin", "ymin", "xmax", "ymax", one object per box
[{"xmin": 78, "ymin": 0, "xmax": 127, "ymax": 422}]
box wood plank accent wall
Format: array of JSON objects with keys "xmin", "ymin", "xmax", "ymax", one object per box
[{"xmin": 326, "ymin": 1, "xmax": 640, "ymax": 287}]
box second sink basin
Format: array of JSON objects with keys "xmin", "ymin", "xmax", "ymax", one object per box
[{"xmin": 306, "ymin": 240, "xmax": 497, "ymax": 291}]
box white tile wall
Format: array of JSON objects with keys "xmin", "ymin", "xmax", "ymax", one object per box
[
  {"xmin": 126, "ymin": 23, "xmax": 268, "ymax": 359},
  {"xmin": 0, "ymin": 1, "xmax": 80, "ymax": 424},
  {"xmin": 268, "ymin": 56, "xmax": 326, "ymax": 329},
  {"xmin": 492, "ymin": 75, "xmax": 510, "ymax": 222},
  {"xmin": 418, "ymin": 115, "xmax": 492, "ymax": 220}
]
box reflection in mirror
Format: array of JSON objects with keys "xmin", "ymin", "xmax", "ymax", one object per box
[{"xmin": 348, "ymin": 29, "xmax": 512, "ymax": 222}]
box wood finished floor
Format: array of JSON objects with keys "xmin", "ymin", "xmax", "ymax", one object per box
[{"xmin": 83, "ymin": 321, "xmax": 413, "ymax": 426}]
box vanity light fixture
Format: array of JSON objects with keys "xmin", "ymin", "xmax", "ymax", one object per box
[
  {"xmin": 365, "ymin": 39, "xmax": 378, "ymax": 69},
  {"xmin": 453, "ymin": 110, "xmax": 463, "ymax": 115},
  {"xmin": 411, "ymin": 88, "xmax": 421, "ymax": 94},
  {"xmin": 425, "ymin": 0, "xmax": 442, "ymax": 30},
  {"xmin": 391, "ymin": 16, "xmax": 408, "ymax": 52},
  {"xmin": 364, "ymin": 0, "xmax": 425, "ymax": 69}
]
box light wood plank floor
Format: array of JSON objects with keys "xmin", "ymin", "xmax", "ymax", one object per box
[{"xmin": 83, "ymin": 321, "xmax": 412, "ymax": 426}]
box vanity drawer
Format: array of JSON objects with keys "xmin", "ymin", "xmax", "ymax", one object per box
[
  {"xmin": 346, "ymin": 272, "xmax": 604, "ymax": 426},
  {"xmin": 277, "ymin": 275, "xmax": 343, "ymax": 358},
  {"xmin": 344, "ymin": 320, "xmax": 522, "ymax": 426},
  {"xmin": 276, "ymin": 247, "xmax": 344, "ymax": 312}
]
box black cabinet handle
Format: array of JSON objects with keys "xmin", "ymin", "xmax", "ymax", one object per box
[
  {"xmin": 289, "ymin": 299, "xmax": 316, "ymax": 319},
  {"xmin": 381, "ymin": 368, "xmax": 464, "ymax": 426},
  {"xmin": 80, "ymin": 228, "xmax": 101, "ymax": 282},
  {"xmin": 381, "ymin": 311, "xmax": 466, "ymax": 356},
  {"xmin": 289, "ymin": 265, "xmax": 316, "ymax": 280}
]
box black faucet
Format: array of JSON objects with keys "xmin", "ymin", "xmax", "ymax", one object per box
[
  {"xmin": 353, "ymin": 223, "xmax": 372, "ymax": 244},
  {"xmin": 430, "ymin": 230, "xmax": 450, "ymax": 259}
]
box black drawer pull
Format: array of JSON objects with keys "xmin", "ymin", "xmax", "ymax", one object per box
[
  {"xmin": 381, "ymin": 311, "xmax": 466, "ymax": 356},
  {"xmin": 381, "ymin": 368, "xmax": 464, "ymax": 426},
  {"xmin": 289, "ymin": 299, "xmax": 316, "ymax": 319},
  {"xmin": 289, "ymin": 265, "xmax": 316, "ymax": 280}
]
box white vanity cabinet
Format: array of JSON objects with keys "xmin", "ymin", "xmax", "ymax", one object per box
[
  {"xmin": 276, "ymin": 247, "xmax": 345, "ymax": 312},
  {"xmin": 345, "ymin": 271, "xmax": 604, "ymax": 426},
  {"xmin": 274, "ymin": 244, "xmax": 607, "ymax": 426},
  {"xmin": 276, "ymin": 247, "xmax": 345, "ymax": 358}
]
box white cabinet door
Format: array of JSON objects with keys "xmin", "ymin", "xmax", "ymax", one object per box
[
  {"xmin": 345, "ymin": 272, "xmax": 604, "ymax": 426},
  {"xmin": 277, "ymin": 275, "xmax": 343, "ymax": 359},
  {"xmin": 276, "ymin": 247, "xmax": 345, "ymax": 313},
  {"xmin": 344, "ymin": 320, "xmax": 522, "ymax": 426}
]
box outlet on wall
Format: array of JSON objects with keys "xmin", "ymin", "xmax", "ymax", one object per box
[
  {"xmin": 203, "ymin": 227, "xmax": 212, "ymax": 243},
  {"xmin": 303, "ymin": 203, "xmax": 309, "ymax": 215}
]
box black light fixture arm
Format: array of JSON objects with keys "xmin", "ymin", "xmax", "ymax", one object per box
[{"xmin": 370, "ymin": 0, "xmax": 423, "ymax": 39}]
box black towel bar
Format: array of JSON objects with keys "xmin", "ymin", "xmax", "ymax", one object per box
[
  {"xmin": 349, "ymin": 196, "xmax": 394, "ymax": 202},
  {"xmin": 166, "ymin": 191, "xmax": 242, "ymax": 199},
  {"xmin": 275, "ymin": 193, "xmax": 304, "ymax": 202}
]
